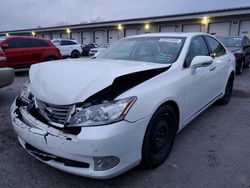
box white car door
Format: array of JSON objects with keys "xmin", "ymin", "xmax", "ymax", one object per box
[
  {"xmin": 182, "ymin": 36, "xmax": 218, "ymax": 124},
  {"xmin": 60, "ymin": 40, "xmax": 73, "ymax": 56}
]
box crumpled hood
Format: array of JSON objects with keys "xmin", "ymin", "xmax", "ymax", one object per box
[{"xmin": 29, "ymin": 59, "xmax": 169, "ymax": 105}]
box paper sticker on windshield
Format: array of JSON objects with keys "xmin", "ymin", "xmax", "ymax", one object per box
[
  {"xmin": 156, "ymin": 53, "xmax": 172, "ymax": 62},
  {"xmin": 233, "ymin": 38, "xmax": 242, "ymax": 40},
  {"xmin": 159, "ymin": 38, "xmax": 182, "ymax": 43}
]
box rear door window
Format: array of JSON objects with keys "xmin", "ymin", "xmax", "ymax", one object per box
[
  {"xmin": 61, "ymin": 40, "xmax": 77, "ymax": 46},
  {"xmin": 205, "ymin": 36, "xmax": 226, "ymax": 57}
]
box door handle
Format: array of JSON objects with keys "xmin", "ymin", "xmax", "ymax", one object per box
[
  {"xmin": 210, "ymin": 66, "xmax": 216, "ymax": 71},
  {"xmin": 227, "ymin": 59, "xmax": 231, "ymax": 63}
]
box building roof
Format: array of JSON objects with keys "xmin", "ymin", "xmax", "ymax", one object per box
[{"xmin": 1, "ymin": 6, "xmax": 250, "ymax": 34}]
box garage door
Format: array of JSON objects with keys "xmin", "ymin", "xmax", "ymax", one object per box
[
  {"xmin": 52, "ymin": 33, "xmax": 60, "ymax": 39},
  {"xmin": 94, "ymin": 31, "xmax": 105, "ymax": 45},
  {"xmin": 183, "ymin": 24, "xmax": 201, "ymax": 32},
  {"xmin": 108, "ymin": 30, "xmax": 119, "ymax": 43},
  {"xmin": 82, "ymin": 32, "xmax": 91, "ymax": 44},
  {"xmin": 61, "ymin": 33, "xmax": 69, "ymax": 39},
  {"xmin": 71, "ymin": 32, "xmax": 81, "ymax": 43},
  {"xmin": 239, "ymin": 20, "xmax": 250, "ymax": 38},
  {"xmin": 36, "ymin": 34, "xmax": 43, "ymax": 38},
  {"xmin": 43, "ymin": 34, "xmax": 51, "ymax": 39},
  {"xmin": 125, "ymin": 29, "xmax": 138, "ymax": 37},
  {"xmin": 160, "ymin": 26, "xmax": 176, "ymax": 32},
  {"xmin": 209, "ymin": 22, "xmax": 231, "ymax": 36}
]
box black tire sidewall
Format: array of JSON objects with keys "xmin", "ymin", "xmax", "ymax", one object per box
[
  {"xmin": 71, "ymin": 51, "xmax": 80, "ymax": 58},
  {"xmin": 142, "ymin": 105, "xmax": 177, "ymax": 169},
  {"xmin": 217, "ymin": 74, "xmax": 234, "ymax": 105}
]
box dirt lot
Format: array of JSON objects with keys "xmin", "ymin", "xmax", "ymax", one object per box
[{"xmin": 0, "ymin": 69, "xmax": 250, "ymax": 188}]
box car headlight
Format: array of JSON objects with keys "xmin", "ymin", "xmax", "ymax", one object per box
[
  {"xmin": 20, "ymin": 81, "xmax": 32, "ymax": 103},
  {"xmin": 69, "ymin": 96, "xmax": 137, "ymax": 127}
]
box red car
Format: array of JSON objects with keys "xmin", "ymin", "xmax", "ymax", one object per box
[{"xmin": 0, "ymin": 36, "xmax": 61, "ymax": 68}]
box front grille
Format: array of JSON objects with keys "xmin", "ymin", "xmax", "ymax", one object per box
[{"xmin": 35, "ymin": 98, "xmax": 74, "ymax": 125}]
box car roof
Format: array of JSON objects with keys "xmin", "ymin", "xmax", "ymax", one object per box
[
  {"xmin": 52, "ymin": 39, "xmax": 77, "ymax": 42},
  {"xmin": 2, "ymin": 36, "xmax": 41, "ymax": 39}
]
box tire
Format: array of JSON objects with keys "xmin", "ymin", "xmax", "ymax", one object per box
[
  {"xmin": 43, "ymin": 57, "xmax": 57, "ymax": 62},
  {"xmin": 141, "ymin": 104, "xmax": 177, "ymax": 169},
  {"xmin": 71, "ymin": 50, "xmax": 80, "ymax": 58},
  {"xmin": 236, "ymin": 61, "xmax": 244, "ymax": 75},
  {"xmin": 217, "ymin": 74, "xmax": 234, "ymax": 105}
]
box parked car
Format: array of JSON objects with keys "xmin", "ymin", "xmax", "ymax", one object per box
[
  {"xmin": 217, "ymin": 35, "xmax": 250, "ymax": 75},
  {"xmin": 0, "ymin": 36, "xmax": 61, "ymax": 68},
  {"xmin": 11, "ymin": 33, "xmax": 235, "ymax": 179},
  {"xmin": 52, "ymin": 39, "xmax": 83, "ymax": 58},
  {"xmin": 89, "ymin": 43, "xmax": 110, "ymax": 56},
  {"xmin": 0, "ymin": 67, "xmax": 14, "ymax": 88},
  {"xmin": 82, "ymin": 43, "xmax": 97, "ymax": 56},
  {"xmin": 0, "ymin": 45, "xmax": 14, "ymax": 87}
]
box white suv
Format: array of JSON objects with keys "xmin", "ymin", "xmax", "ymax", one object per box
[{"xmin": 52, "ymin": 39, "xmax": 83, "ymax": 58}]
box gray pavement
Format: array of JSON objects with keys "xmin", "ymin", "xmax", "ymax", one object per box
[{"xmin": 0, "ymin": 69, "xmax": 250, "ymax": 188}]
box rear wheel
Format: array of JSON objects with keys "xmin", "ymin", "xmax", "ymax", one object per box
[
  {"xmin": 71, "ymin": 50, "xmax": 80, "ymax": 58},
  {"xmin": 217, "ymin": 74, "xmax": 234, "ymax": 105},
  {"xmin": 141, "ymin": 104, "xmax": 177, "ymax": 169}
]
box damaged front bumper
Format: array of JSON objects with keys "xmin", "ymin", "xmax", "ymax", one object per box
[{"xmin": 10, "ymin": 98, "xmax": 150, "ymax": 179}]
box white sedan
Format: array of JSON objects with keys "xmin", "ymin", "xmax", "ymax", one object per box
[{"xmin": 11, "ymin": 33, "xmax": 235, "ymax": 179}]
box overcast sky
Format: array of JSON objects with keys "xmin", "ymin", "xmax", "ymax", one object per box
[{"xmin": 0, "ymin": 0, "xmax": 250, "ymax": 31}]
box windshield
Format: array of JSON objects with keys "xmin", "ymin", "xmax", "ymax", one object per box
[
  {"xmin": 218, "ymin": 37, "xmax": 242, "ymax": 47},
  {"xmin": 97, "ymin": 37, "xmax": 186, "ymax": 64}
]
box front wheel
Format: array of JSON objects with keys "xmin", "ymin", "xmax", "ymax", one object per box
[
  {"xmin": 217, "ymin": 74, "xmax": 234, "ymax": 105},
  {"xmin": 141, "ymin": 104, "xmax": 177, "ymax": 169}
]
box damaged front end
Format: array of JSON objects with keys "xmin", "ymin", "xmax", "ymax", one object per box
[
  {"xmin": 11, "ymin": 94, "xmax": 124, "ymax": 177},
  {"xmin": 13, "ymin": 82, "xmax": 82, "ymax": 135}
]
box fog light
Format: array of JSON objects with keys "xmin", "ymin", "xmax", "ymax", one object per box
[{"xmin": 93, "ymin": 156, "xmax": 120, "ymax": 171}]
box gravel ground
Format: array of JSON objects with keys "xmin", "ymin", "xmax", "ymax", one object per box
[{"xmin": 0, "ymin": 68, "xmax": 250, "ymax": 188}]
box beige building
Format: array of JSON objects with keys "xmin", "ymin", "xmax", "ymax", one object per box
[{"xmin": 1, "ymin": 7, "xmax": 250, "ymax": 45}]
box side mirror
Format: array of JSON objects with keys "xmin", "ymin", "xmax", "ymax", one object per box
[
  {"xmin": 190, "ymin": 56, "xmax": 213, "ymax": 74},
  {"xmin": 1, "ymin": 44, "xmax": 9, "ymax": 49}
]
